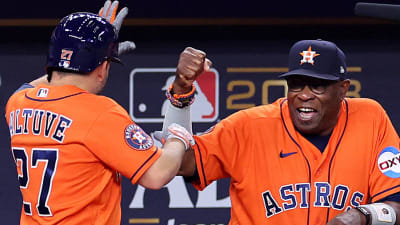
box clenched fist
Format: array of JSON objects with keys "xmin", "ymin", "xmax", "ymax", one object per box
[{"xmin": 173, "ymin": 47, "xmax": 212, "ymax": 94}]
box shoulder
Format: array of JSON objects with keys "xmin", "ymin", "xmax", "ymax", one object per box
[
  {"xmin": 6, "ymin": 84, "xmax": 33, "ymax": 107},
  {"xmin": 346, "ymin": 97, "xmax": 385, "ymax": 111},
  {"xmin": 14, "ymin": 83, "xmax": 34, "ymax": 94},
  {"xmin": 345, "ymin": 97, "xmax": 387, "ymax": 118},
  {"xmin": 82, "ymin": 94, "xmax": 128, "ymax": 116}
]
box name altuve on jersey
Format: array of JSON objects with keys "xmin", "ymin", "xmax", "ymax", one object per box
[{"xmin": 7, "ymin": 108, "xmax": 72, "ymax": 143}]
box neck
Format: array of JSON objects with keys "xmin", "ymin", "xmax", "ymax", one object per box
[{"xmin": 50, "ymin": 71, "xmax": 97, "ymax": 93}]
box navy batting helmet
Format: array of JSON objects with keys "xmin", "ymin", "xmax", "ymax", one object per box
[{"xmin": 46, "ymin": 12, "xmax": 120, "ymax": 79}]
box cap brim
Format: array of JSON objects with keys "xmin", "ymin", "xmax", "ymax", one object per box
[
  {"xmin": 279, "ymin": 68, "xmax": 340, "ymax": 80},
  {"xmin": 110, "ymin": 57, "xmax": 123, "ymax": 65}
]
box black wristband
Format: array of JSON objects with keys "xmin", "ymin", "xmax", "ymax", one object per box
[
  {"xmin": 355, "ymin": 206, "xmax": 371, "ymax": 225},
  {"xmin": 165, "ymin": 84, "xmax": 196, "ymax": 108}
]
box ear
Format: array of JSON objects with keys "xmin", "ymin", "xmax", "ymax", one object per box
[
  {"xmin": 339, "ymin": 79, "xmax": 351, "ymax": 99},
  {"xmin": 96, "ymin": 61, "xmax": 110, "ymax": 82}
]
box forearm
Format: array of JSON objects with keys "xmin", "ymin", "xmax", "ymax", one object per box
[
  {"xmin": 328, "ymin": 208, "xmax": 367, "ymax": 225},
  {"xmin": 162, "ymin": 101, "xmax": 192, "ymax": 136},
  {"xmin": 177, "ymin": 148, "xmax": 196, "ymax": 176},
  {"xmin": 29, "ymin": 74, "xmax": 49, "ymax": 86},
  {"xmin": 328, "ymin": 201, "xmax": 400, "ymax": 225},
  {"xmin": 138, "ymin": 139, "xmax": 185, "ymax": 189},
  {"xmin": 386, "ymin": 201, "xmax": 400, "ymax": 225}
]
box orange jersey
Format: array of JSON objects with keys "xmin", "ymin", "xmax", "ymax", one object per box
[
  {"xmin": 5, "ymin": 84, "xmax": 161, "ymax": 225},
  {"xmin": 192, "ymin": 97, "xmax": 400, "ymax": 225}
]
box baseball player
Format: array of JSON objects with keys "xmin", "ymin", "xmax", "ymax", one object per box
[
  {"xmin": 4, "ymin": 3, "xmax": 194, "ymax": 225},
  {"xmin": 160, "ymin": 41, "xmax": 400, "ymax": 225}
]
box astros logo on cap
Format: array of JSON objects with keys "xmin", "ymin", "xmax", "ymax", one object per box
[
  {"xmin": 378, "ymin": 146, "xmax": 400, "ymax": 178},
  {"xmin": 124, "ymin": 124, "xmax": 153, "ymax": 150},
  {"xmin": 300, "ymin": 46, "xmax": 320, "ymax": 65}
]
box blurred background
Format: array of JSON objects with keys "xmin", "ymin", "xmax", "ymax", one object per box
[{"xmin": 1, "ymin": 0, "xmax": 400, "ymax": 224}]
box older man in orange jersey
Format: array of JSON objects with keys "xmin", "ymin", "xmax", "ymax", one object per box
[{"xmin": 160, "ymin": 40, "xmax": 400, "ymax": 225}]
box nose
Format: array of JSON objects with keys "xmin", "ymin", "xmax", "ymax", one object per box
[{"xmin": 297, "ymin": 85, "xmax": 315, "ymax": 101}]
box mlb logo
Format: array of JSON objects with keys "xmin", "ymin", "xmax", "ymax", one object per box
[
  {"xmin": 129, "ymin": 68, "xmax": 219, "ymax": 123},
  {"xmin": 37, "ymin": 88, "xmax": 49, "ymax": 98},
  {"xmin": 59, "ymin": 49, "xmax": 73, "ymax": 68},
  {"xmin": 58, "ymin": 60, "xmax": 70, "ymax": 68}
]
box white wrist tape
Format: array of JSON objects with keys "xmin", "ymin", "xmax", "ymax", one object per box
[
  {"xmin": 360, "ymin": 203, "xmax": 396, "ymax": 225},
  {"xmin": 162, "ymin": 101, "xmax": 192, "ymax": 137}
]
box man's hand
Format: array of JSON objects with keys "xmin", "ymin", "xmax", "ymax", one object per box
[
  {"xmin": 327, "ymin": 209, "xmax": 366, "ymax": 225},
  {"xmin": 155, "ymin": 124, "xmax": 194, "ymax": 151},
  {"xmin": 167, "ymin": 123, "xmax": 195, "ymax": 151},
  {"xmin": 99, "ymin": 0, "xmax": 126, "ymax": 33},
  {"xmin": 30, "ymin": 75, "xmax": 49, "ymax": 86},
  {"xmin": 173, "ymin": 47, "xmax": 212, "ymax": 94},
  {"xmin": 153, "ymin": 130, "xmax": 165, "ymax": 145},
  {"xmin": 98, "ymin": 0, "xmax": 136, "ymax": 55}
]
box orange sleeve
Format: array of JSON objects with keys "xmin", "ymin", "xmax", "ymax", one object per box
[
  {"xmin": 368, "ymin": 102, "xmax": 400, "ymax": 202},
  {"xmin": 84, "ymin": 104, "xmax": 161, "ymax": 184},
  {"xmin": 192, "ymin": 110, "xmax": 247, "ymax": 190}
]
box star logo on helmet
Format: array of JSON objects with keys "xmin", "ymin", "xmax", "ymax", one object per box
[{"xmin": 300, "ymin": 46, "xmax": 320, "ymax": 65}]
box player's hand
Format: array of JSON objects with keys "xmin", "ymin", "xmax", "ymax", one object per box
[
  {"xmin": 156, "ymin": 124, "xmax": 194, "ymax": 151},
  {"xmin": 154, "ymin": 125, "xmax": 194, "ymax": 151},
  {"xmin": 98, "ymin": 0, "xmax": 136, "ymax": 55},
  {"xmin": 117, "ymin": 41, "xmax": 136, "ymax": 56},
  {"xmin": 153, "ymin": 131, "xmax": 165, "ymax": 144},
  {"xmin": 167, "ymin": 123, "xmax": 195, "ymax": 151},
  {"xmin": 174, "ymin": 47, "xmax": 212, "ymax": 94},
  {"xmin": 29, "ymin": 74, "xmax": 50, "ymax": 86},
  {"xmin": 99, "ymin": 0, "xmax": 126, "ymax": 33},
  {"xmin": 326, "ymin": 208, "xmax": 366, "ymax": 225}
]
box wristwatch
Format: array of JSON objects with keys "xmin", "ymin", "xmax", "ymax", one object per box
[{"xmin": 355, "ymin": 206, "xmax": 371, "ymax": 225}]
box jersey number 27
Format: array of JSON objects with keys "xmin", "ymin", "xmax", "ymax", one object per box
[{"xmin": 12, "ymin": 147, "xmax": 59, "ymax": 217}]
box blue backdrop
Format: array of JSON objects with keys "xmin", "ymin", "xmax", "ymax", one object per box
[
  {"xmin": 1, "ymin": 0, "xmax": 400, "ymax": 224},
  {"xmin": 1, "ymin": 36, "xmax": 400, "ymax": 224}
]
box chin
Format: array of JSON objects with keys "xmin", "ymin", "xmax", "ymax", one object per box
[
  {"xmin": 295, "ymin": 122, "xmax": 320, "ymax": 135},
  {"xmin": 299, "ymin": 129, "xmax": 319, "ymax": 135}
]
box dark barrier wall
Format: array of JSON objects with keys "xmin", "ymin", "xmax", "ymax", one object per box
[
  {"xmin": 1, "ymin": 0, "xmax": 397, "ymax": 19},
  {"xmin": 1, "ymin": 31, "xmax": 400, "ymax": 224}
]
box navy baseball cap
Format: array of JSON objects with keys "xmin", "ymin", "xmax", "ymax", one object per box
[{"xmin": 279, "ymin": 39, "xmax": 348, "ymax": 80}]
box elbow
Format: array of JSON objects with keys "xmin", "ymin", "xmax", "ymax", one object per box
[
  {"xmin": 137, "ymin": 147, "xmax": 183, "ymax": 189},
  {"xmin": 143, "ymin": 178, "xmax": 169, "ymax": 190},
  {"xmin": 142, "ymin": 184, "xmax": 163, "ymax": 190}
]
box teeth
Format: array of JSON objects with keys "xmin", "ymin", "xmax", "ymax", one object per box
[{"xmin": 298, "ymin": 108, "xmax": 315, "ymax": 112}]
